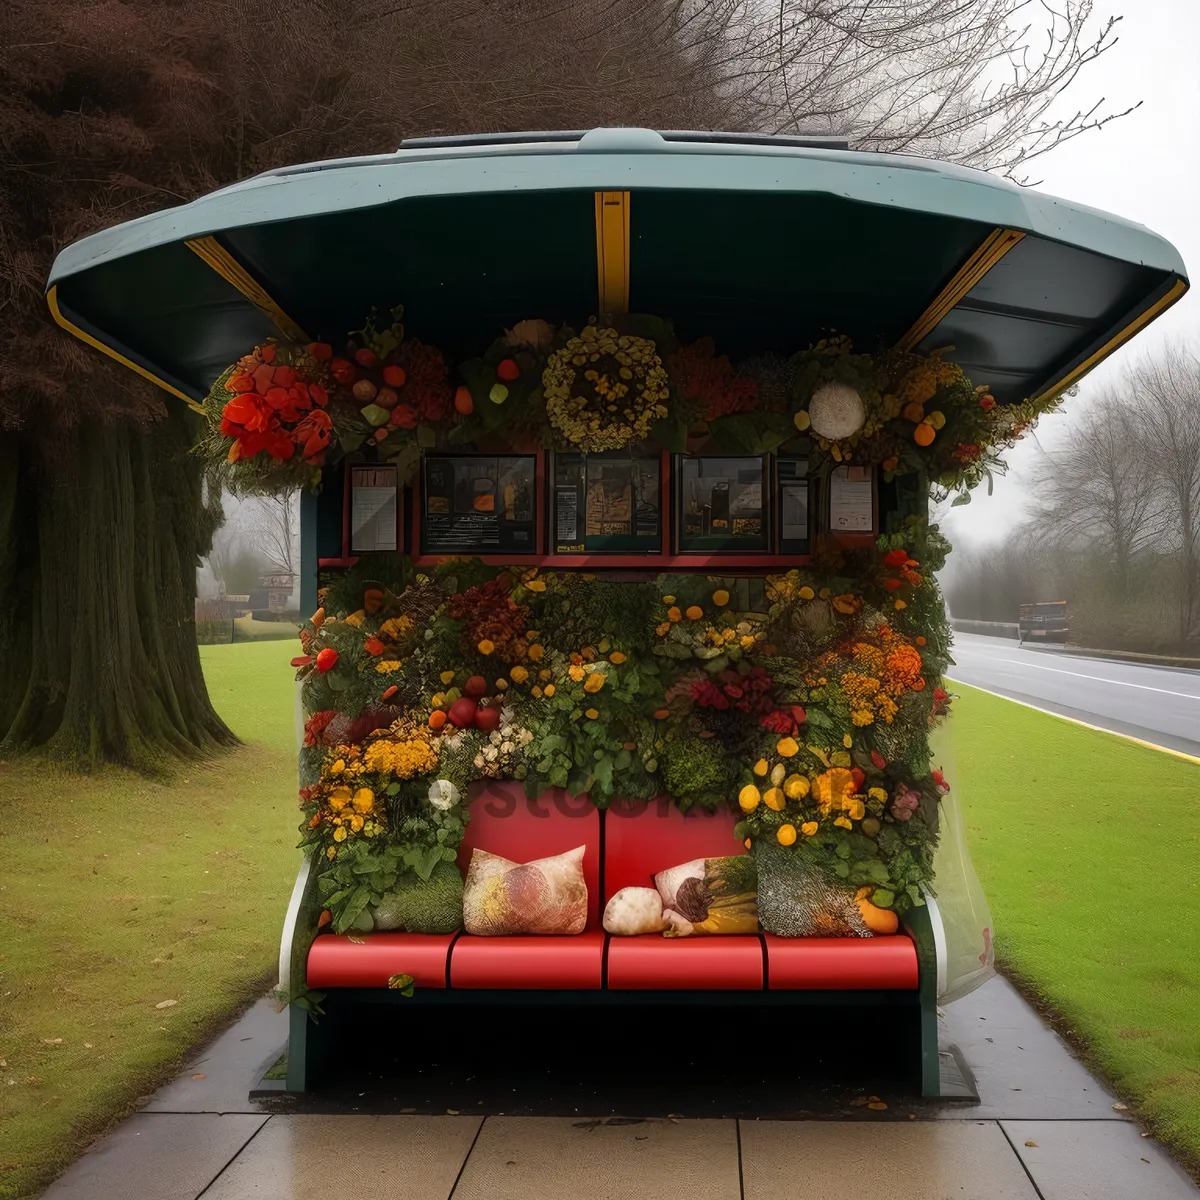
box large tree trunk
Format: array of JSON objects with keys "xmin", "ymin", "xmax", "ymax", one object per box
[{"xmin": 0, "ymin": 405, "xmax": 237, "ymax": 771}]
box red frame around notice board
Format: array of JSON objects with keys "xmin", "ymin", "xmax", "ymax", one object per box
[{"xmin": 318, "ymin": 449, "xmax": 877, "ymax": 571}]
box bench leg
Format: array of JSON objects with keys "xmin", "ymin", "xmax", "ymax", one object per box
[
  {"xmin": 903, "ymin": 904, "xmax": 943, "ymax": 1097},
  {"xmin": 284, "ymin": 1001, "xmax": 333, "ymax": 1093}
]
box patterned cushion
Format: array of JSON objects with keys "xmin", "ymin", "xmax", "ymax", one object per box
[{"xmin": 462, "ymin": 845, "xmax": 589, "ymax": 936}]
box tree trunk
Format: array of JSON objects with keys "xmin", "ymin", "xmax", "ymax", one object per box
[{"xmin": 0, "ymin": 405, "xmax": 238, "ymax": 771}]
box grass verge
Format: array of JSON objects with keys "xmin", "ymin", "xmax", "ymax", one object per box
[
  {"xmin": 950, "ymin": 682, "xmax": 1200, "ymax": 1174},
  {"xmin": 0, "ymin": 641, "xmax": 300, "ymax": 1200}
]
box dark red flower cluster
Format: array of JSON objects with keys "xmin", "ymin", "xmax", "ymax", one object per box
[
  {"xmin": 303, "ymin": 709, "xmax": 338, "ymax": 746},
  {"xmin": 221, "ymin": 343, "xmax": 333, "ymax": 463},
  {"xmin": 447, "ymin": 577, "xmax": 528, "ymax": 660},
  {"xmin": 931, "ymin": 686, "xmax": 951, "ymax": 719},
  {"xmin": 669, "ymin": 338, "xmax": 759, "ymax": 422},
  {"xmin": 690, "ymin": 666, "xmax": 773, "ymax": 714},
  {"xmin": 952, "ymin": 442, "xmax": 982, "ymax": 464}
]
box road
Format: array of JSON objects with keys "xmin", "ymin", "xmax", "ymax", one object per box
[{"xmin": 946, "ymin": 632, "xmax": 1200, "ymax": 759}]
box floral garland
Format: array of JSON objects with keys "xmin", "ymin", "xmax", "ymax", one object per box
[
  {"xmin": 198, "ymin": 301, "xmax": 1059, "ymax": 499},
  {"xmin": 542, "ymin": 323, "xmax": 670, "ymax": 451}
]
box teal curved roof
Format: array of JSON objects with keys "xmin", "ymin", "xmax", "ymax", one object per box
[{"xmin": 46, "ymin": 127, "xmax": 1187, "ymax": 407}]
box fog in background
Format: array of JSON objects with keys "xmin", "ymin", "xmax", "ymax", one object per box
[{"xmin": 941, "ymin": 0, "xmax": 1199, "ymax": 547}]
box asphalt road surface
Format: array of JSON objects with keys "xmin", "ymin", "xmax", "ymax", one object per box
[{"xmin": 947, "ymin": 632, "xmax": 1200, "ymax": 759}]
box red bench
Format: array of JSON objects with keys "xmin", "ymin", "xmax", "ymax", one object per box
[
  {"xmin": 285, "ymin": 783, "xmax": 935, "ymax": 1094},
  {"xmin": 307, "ymin": 783, "xmax": 918, "ymax": 994}
]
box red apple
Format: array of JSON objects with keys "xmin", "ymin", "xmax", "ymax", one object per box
[
  {"xmin": 448, "ymin": 697, "xmax": 479, "ymax": 728},
  {"xmin": 383, "ymin": 365, "xmax": 407, "ymax": 387},
  {"xmin": 354, "ymin": 347, "xmax": 379, "ymax": 368},
  {"xmin": 474, "ymin": 705, "xmax": 501, "ymax": 734},
  {"xmin": 464, "ymin": 675, "xmax": 488, "ymax": 698}
]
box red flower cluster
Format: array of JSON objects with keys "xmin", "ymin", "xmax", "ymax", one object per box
[
  {"xmin": 881, "ymin": 547, "xmax": 922, "ymax": 591},
  {"xmin": 669, "ymin": 338, "xmax": 759, "ymax": 422},
  {"xmin": 759, "ymin": 704, "xmax": 807, "ymax": 734},
  {"xmin": 221, "ymin": 343, "xmax": 333, "ymax": 464},
  {"xmin": 952, "ymin": 442, "xmax": 982, "ymax": 464},
  {"xmin": 690, "ymin": 666, "xmax": 773, "ymax": 714},
  {"xmin": 931, "ymin": 686, "xmax": 951, "ymax": 719}
]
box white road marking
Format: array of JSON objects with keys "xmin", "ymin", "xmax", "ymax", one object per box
[{"xmin": 959, "ymin": 654, "xmax": 1200, "ymax": 701}]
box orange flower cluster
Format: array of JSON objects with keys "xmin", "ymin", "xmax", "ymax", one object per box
[
  {"xmin": 810, "ymin": 625, "xmax": 927, "ymax": 727},
  {"xmin": 221, "ymin": 342, "xmax": 333, "ymax": 463}
]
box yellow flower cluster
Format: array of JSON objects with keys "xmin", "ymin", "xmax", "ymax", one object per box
[
  {"xmin": 898, "ymin": 350, "xmax": 965, "ymax": 406},
  {"xmin": 361, "ymin": 731, "xmax": 438, "ymax": 778},
  {"xmin": 543, "ymin": 324, "xmax": 669, "ymax": 452}
]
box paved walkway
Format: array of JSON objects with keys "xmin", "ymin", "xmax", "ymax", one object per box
[{"xmin": 42, "ymin": 978, "xmax": 1200, "ymax": 1200}]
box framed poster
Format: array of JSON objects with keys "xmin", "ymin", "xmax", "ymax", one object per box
[
  {"xmin": 776, "ymin": 455, "xmax": 811, "ymax": 554},
  {"xmin": 828, "ymin": 465, "xmax": 877, "ymax": 533},
  {"xmin": 551, "ymin": 452, "xmax": 662, "ymax": 554},
  {"xmin": 349, "ymin": 464, "xmax": 400, "ymax": 553},
  {"xmin": 675, "ymin": 455, "xmax": 768, "ymax": 553},
  {"xmin": 421, "ymin": 454, "xmax": 537, "ymax": 554}
]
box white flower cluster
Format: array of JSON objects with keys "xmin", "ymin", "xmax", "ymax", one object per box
[{"xmin": 473, "ymin": 708, "xmax": 533, "ymax": 776}]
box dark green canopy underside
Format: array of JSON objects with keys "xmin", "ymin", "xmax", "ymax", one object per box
[{"xmin": 48, "ymin": 134, "xmax": 1187, "ymax": 407}]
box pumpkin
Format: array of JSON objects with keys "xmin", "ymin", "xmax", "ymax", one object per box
[{"xmin": 855, "ymin": 887, "xmax": 899, "ymax": 934}]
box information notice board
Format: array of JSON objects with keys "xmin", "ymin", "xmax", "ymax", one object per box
[
  {"xmin": 350, "ymin": 465, "xmax": 399, "ymax": 553},
  {"xmin": 676, "ymin": 455, "xmax": 768, "ymax": 552},
  {"xmin": 551, "ymin": 452, "xmax": 661, "ymax": 554},
  {"xmin": 776, "ymin": 455, "xmax": 811, "ymax": 553},
  {"xmin": 421, "ymin": 454, "xmax": 537, "ymax": 554}
]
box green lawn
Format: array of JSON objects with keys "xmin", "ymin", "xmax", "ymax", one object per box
[
  {"xmin": 2, "ymin": 650, "xmax": 1198, "ymax": 1195},
  {"xmin": 0, "ymin": 641, "xmax": 300, "ymax": 1200},
  {"xmin": 948, "ymin": 682, "xmax": 1200, "ymax": 1172}
]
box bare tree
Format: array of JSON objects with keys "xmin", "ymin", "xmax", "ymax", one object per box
[
  {"xmin": 1029, "ymin": 390, "xmax": 1167, "ymax": 602},
  {"xmin": 724, "ymin": 0, "xmax": 1134, "ymax": 178},
  {"xmin": 1128, "ymin": 344, "xmax": 1200, "ymax": 644},
  {"xmin": 250, "ymin": 493, "xmax": 299, "ymax": 582}
]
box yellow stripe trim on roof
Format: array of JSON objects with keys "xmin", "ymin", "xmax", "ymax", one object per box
[
  {"xmin": 185, "ymin": 236, "xmax": 308, "ymax": 341},
  {"xmin": 1032, "ymin": 278, "xmax": 1189, "ymax": 402},
  {"xmin": 595, "ymin": 191, "xmax": 630, "ymax": 314},
  {"xmin": 896, "ymin": 227, "xmax": 1025, "ymax": 352},
  {"xmin": 46, "ymin": 285, "xmax": 205, "ymax": 414}
]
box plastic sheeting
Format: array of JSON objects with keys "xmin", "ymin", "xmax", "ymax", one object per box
[{"xmin": 927, "ymin": 718, "xmax": 996, "ymax": 1004}]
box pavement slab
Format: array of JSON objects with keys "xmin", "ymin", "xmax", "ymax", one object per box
[
  {"xmin": 450, "ymin": 1116, "xmax": 742, "ymax": 1200},
  {"xmin": 740, "ymin": 1119, "xmax": 1040, "ymax": 1199},
  {"xmin": 199, "ymin": 1114, "xmax": 482, "ymax": 1199},
  {"xmin": 934, "ymin": 976, "xmax": 1124, "ymax": 1120},
  {"xmin": 40, "ymin": 1112, "xmax": 267, "ymax": 1200},
  {"xmin": 1001, "ymin": 1120, "xmax": 1200, "ymax": 1200},
  {"xmin": 143, "ymin": 998, "xmax": 288, "ymax": 1115}
]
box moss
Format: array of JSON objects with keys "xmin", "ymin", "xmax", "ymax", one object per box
[{"xmin": 371, "ymin": 860, "xmax": 463, "ymax": 934}]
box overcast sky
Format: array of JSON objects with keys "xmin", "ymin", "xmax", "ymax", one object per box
[{"xmin": 940, "ymin": 0, "xmax": 1199, "ymax": 547}]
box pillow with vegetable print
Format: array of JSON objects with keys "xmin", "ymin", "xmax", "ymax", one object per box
[
  {"xmin": 653, "ymin": 855, "xmax": 758, "ymax": 936},
  {"xmin": 462, "ymin": 845, "xmax": 588, "ymax": 936}
]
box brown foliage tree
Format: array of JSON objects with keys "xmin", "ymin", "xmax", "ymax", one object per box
[{"xmin": 0, "ymin": 0, "xmax": 1130, "ymax": 766}]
